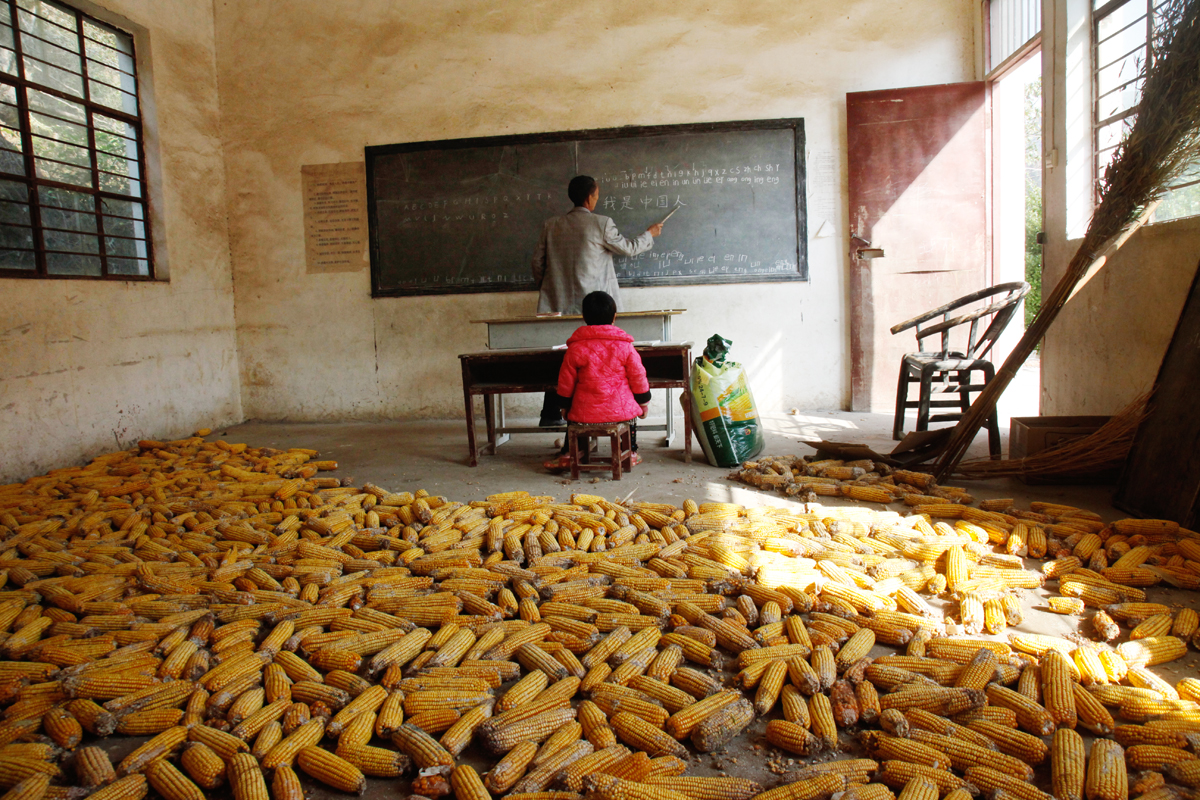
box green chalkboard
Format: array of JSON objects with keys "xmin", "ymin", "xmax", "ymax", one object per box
[{"xmin": 365, "ymin": 119, "xmax": 806, "ymax": 298}]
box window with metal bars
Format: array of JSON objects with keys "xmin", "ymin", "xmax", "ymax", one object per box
[
  {"xmin": 0, "ymin": 0, "xmax": 151, "ymax": 280},
  {"xmin": 987, "ymin": 0, "xmax": 1041, "ymax": 74},
  {"xmin": 1094, "ymin": 0, "xmax": 1200, "ymax": 221}
]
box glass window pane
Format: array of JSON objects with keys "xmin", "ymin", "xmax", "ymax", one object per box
[
  {"xmin": 98, "ymin": 152, "xmax": 136, "ymax": 179},
  {"xmin": 39, "ymin": 184, "xmax": 91, "ymax": 211},
  {"xmin": 32, "ymin": 136, "xmax": 89, "ymax": 168},
  {"xmin": 16, "ymin": 8, "xmax": 78, "ymax": 54},
  {"xmin": 26, "ymin": 88, "xmax": 84, "ymax": 122},
  {"xmin": 41, "ymin": 205, "xmax": 93, "ymax": 232},
  {"xmin": 19, "ymin": 28, "xmax": 81, "ymax": 74},
  {"xmin": 1097, "ymin": 53, "xmax": 1143, "ymax": 97},
  {"xmin": 34, "ymin": 156, "xmax": 90, "ymax": 186},
  {"xmin": 0, "ymin": 124, "xmax": 22, "ymax": 152},
  {"xmin": 88, "ymin": 80, "xmax": 135, "ymax": 114},
  {"xmin": 1098, "ymin": 2, "xmax": 1147, "ymax": 40},
  {"xmin": 45, "ymin": 251, "xmax": 98, "ymax": 274},
  {"xmin": 0, "ymin": 23, "xmax": 15, "ymax": 77},
  {"xmin": 17, "ymin": 0, "xmax": 77, "ymax": 35},
  {"xmin": 0, "ymin": 247, "xmax": 35, "ymax": 269},
  {"xmin": 0, "ymin": 102, "xmax": 18, "ymax": 129},
  {"xmin": 82, "ymin": 19, "xmax": 131, "ymax": 56},
  {"xmin": 0, "ymin": 220, "xmax": 32, "ymax": 249},
  {"xmin": 98, "ymin": 170, "xmax": 137, "ymax": 196},
  {"xmin": 104, "ymin": 233, "xmax": 142, "ymax": 258},
  {"xmin": 43, "ymin": 227, "xmax": 96, "ymax": 253},
  {"xmin": 100, "ymin": 195, "xmax": 141, "ymax": 219},
  {"xmin": 102, "ymin": 213, "xmax": 143, "ymax": 239},
  {"xmin": 21, "ymin": 55, "xmax": 81, "ymax": 96},
  {"xmin": 0, "ymin": 178, "xmax": 28, "ymax": 203},
  {"xmin": 30, "ymin": 111, "xmax": 86, "ymax": 145},
  {"xmin": 106, "ymin": 256, "xmax": 146, "ymax": 276},
  {"xmin": 0, "ymin": 201, "xmax": 28, "ymax": 225}
]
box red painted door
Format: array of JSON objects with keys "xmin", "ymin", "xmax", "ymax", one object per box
[{"xmin": 847, "ymin": 82, "xmax": 990, "ymax": 412}]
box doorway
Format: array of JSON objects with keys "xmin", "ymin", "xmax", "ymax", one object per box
[{"xmin": 990, "ymin": 51, "xmax": 1043, "ymax": 425}]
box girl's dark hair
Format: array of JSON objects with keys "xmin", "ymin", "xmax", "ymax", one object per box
[{"xmin": 582, "ymin": 291, "xmax": 616, "ymax": 325}]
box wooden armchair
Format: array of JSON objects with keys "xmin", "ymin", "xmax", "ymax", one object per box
[{"xmin": 891, "ymin": 281, "xmax": 1030, "ymax": 457}]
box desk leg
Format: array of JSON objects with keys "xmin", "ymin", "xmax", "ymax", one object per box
[
  {"xmin": 484, "ymin": 394, "xmax": 497, "ymax": 455},
  {"xmin": 463, "ymin": 384, "xmax": 479, "ymax": 468},
  {"xmin": 682, "ymin": 389, "xmax": 693, "ymax": 464},
  {"xmin": 495, "ymin": 394, "xmax": 510, "ymax": 448},
  {"xmin": 662, "ymin": 389, "xmax": 676, "ymax": 447}
]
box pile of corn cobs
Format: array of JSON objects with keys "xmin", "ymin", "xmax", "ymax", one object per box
[{"xmin": 0, "ymin": 436, "xmax": 1194, "ymax": 800}]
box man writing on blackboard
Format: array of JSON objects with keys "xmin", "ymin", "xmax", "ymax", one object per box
[{"xmin": 532, "ymin": 175, "xmax": 662, "ymax": 426}]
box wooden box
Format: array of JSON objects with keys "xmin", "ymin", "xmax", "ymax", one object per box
[{"xmin": 1009, "ymin": 416, "xmax": 1114, "ymax": 484}]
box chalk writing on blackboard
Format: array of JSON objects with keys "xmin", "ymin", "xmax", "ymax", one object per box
[{"xmin": 365, "ymin": 119, "xmax": 806, "ymax": 298}]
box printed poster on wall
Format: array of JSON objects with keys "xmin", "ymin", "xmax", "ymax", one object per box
[{"xmin": 302, "ymin": 162, "xmax": 368, "ymax": 273}]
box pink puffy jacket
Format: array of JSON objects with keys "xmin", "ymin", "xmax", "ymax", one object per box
[{"xmin": 556, "ymin": 325, "xmax": 650, "ymax": 424}]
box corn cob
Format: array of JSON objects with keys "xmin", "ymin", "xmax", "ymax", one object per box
[
  {"xmin": 963, "ymin": 766, "xmax": 1054, "ymax": 800},
  {"xmin": 228, "ymin": 753, "xmax": 268, "ymax": 800},
  {"xmin": 1073, "ymin": 683, "xmax": 1115, "ymax": 735},
  {"xmin": 966, "ymin": 719, "xmax": 1049, "ymax": 763},
  {"xmin": 1084, "ymin": 739, "xmax": 1127, "ymax": 800},
  {"xmin": 145, "ymin": 760, "xmax": 205, "ymax": 800},
  {"xmin": 89, "ymin": 776, "xmax": 148, "ymax": 800},
  {"xmin": 985, "ymin": 684, "xmax": 1056, "ymax": 735},
  {"xmin": 610, "ymin": 711, "xmax": 688, "ymax": 758},
  {"xmin": 75, "ymin": 745, "xmax": 117, "ymax": 788},
  {"xmin": 741, "ymin": 773, "xmax": 846, "ymax": 800},
  {"xmin": 691, "ymin": 697, "xmax": 754, "ymax": 752},
  {"xmin": 296, "ymin": 746, "xmax": 365, "ymax": 795},
  {"xmin": 179, "ymin": 743, "xmax": 225, "ymax": 790}
]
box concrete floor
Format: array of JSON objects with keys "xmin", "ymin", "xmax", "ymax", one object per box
[{"xmin": 197, "ymin": 406, "xmax": 1193, "ymax": 800}]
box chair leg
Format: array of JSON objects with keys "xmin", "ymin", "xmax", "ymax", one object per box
[
  {"xmin": 893, "ymin": 365, "xmax": 910, "ymax": 441},
  {"xmin": 568, "ymin": 429, "xmax": 581, "ymax": 481},
  {"xmin": 622, "ymin": 426, "xmax": 633, "ymax": 471},
  {"xmin": 981, "ymin": 363, "xmax": 1001, "ymax": 458},
  {"xmin": 916, "ymin": 369, "xmax": 935, "ymax": 432},
  {"xmin": 610, "ymin": 431, "xmax": 621, "ymax": 480},
  {"xmin": 956, "ymin": 370, "xmax": 971, "ymax": 416}
]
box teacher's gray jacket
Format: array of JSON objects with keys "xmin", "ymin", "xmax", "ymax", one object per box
[{"xmin": 531, "ymin": 206, "xmax": 654, "ymax": 314}]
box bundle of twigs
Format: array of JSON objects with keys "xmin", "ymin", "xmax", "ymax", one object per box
[
  {"xmin": 933, "ymin": 0, "xmax": 1200, "ymax": 480},
  {"xmin": 955, "ymin": 392, "xmax": 1150, "ymax": 479}
]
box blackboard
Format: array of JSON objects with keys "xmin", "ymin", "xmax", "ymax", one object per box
[
  {"xmin": 1114, "ymin": 259, "xmax": 1200, "ymax": 527},
  {"xmin": 364, "ymin": 119, "xmax": 806, "ymax": 298}
]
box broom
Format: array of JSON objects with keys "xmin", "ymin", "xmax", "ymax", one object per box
[
  {"xmin": 955, "ymin": 391, "xmax": 1150, "ymax": 479},
  {"xmin": 933, "ymin": 0, "xmax": 1200, "ymax": 481}
]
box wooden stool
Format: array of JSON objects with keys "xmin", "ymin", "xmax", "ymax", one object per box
[{"xmin": 567, "ymin": 421, "xmax": 633, "ymax": 480}]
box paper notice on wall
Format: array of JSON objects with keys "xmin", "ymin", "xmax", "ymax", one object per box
[{"xmin": 302, "ymin": 162, "xmax": 368, "ymax": 273}]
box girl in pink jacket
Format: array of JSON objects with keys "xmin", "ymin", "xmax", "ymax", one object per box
[{"xmin": 544, "ymin": 292, "xmax": 651, "ymax": 472}]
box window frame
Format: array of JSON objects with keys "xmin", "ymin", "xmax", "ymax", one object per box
[
  {"xmin": 1091, "ymin": 0, "xmax": 1200, "ymax": 220},
  {"xmin": 0, "ymin": 0, "xmax": 154, "ymax": 281}
]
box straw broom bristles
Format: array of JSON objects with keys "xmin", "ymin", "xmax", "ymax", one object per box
[
  {"xmin": 955, "ymin": 391, "xmax": 1150, "ymax": 479},
  {"xmin": 933, "ymin": 0, "xmax": 1200, "ymax": 480}
]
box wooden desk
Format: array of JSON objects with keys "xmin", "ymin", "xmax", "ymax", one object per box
[{"xmin": 459, "ymin": 343, "xmax": 693, "ymax": 467}]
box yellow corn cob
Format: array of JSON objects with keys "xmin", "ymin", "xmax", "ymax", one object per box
[
  {"xmin": 962, "ymin": 767, "xmax": 1053, "ymax": 800},
  {"xmin": 1048, "ymin": 597, "xmax": 1085, "ymax": 615},
  {"xmin": 966, "ymin": 719, "xmax": 1049, "ymax": 763},
  {"xmin": 895, "ymin": 778, "xmax": 938, "ymax": 800},
  {"xmin": 439, "ymin": 703, "xmax": 491, "ymax": 757},
  {"xmin": 76, "ymin": 746, "xmax": 116, "ymax": 789},
  {"xmin": 1084, "ymin": 739, "xmax": 1126, "ymax": 800},
  {"xmin": 42, "ymin": 706, "xmax": 81, "ymax": 749},
  {"xmin": 985, "ymin": 684, "xmax": 1055, "ymax": 736},
  {"xmin": 260, "ymin": 717, "xmax": 325, "ymax": 769},
  {"xmin": 229, "ymin": 753, "xmax": 268, "ymax": 800},
  {"xmin": 908, "ymin": 728, "xmax": 1031, "ymax": 780},
  {"xmin": 89, "ymin": 776, "xmax": 148, "ymax": 800},
  {"xmin": 809, "ymin": 692, "xmax": 838, "ymax": 750},
  {"xmin": 451, "ymin": 764, "xmax": 492, "ymax": 800},
  {"xmin": 251, "ymin": 722, "xmax": 282, "ymax": 760},
  {"xmin": 145, "ymin": 760, "xmax": 205, "ymax": 800},
  {"xmin": 295, "ymin": 746, "xmax": 365, "ymax": 794},
  {"xmin": 1050, "ymin": 728, "xmax": 1086, "ymax": 800},
  {"xmin": 179, "ymin": 743, "xmax": 225, "ymax": 790},
  {"xmin": 691, "ymin": 698, "xmax": 754, "ymax": 752},
  {"xmin": 610, "ymin": 711, "xmax": 688, "ymax": 758},
  {"xmin": 877, "ymin": 761, "xmax": 970, "ymax": 796},
  {"xmin": 1041, "ymin": 649, "xmax": 1077, "ymax": 729},
  {"xmin": 643, "ymin": 776, "xmax": 762, "ymax": 800},
  {"xmin": 754, "ymin": 660, "xmax": 788, "ymax": 715},
  {"xmin": 117, "ymin": 726, "xmax": 188, "ymax": 776},
  {"xmin": 1, "ymin": 774, "xmax": 51, "ymax": 800},
  {"xmin": 486, "ymin": 740, "xmax": 538, "ymax": 793},
  {"xmin": 868, "ymin": 733, "xmax": 952, "ymax": 771},
  {"xmin": 117, "ymin": 708, "xmax": 184, "ymax": 736},
  {"xmin": 725, "ymin": 773, "xmax": 846, "ymax": 800},
  {"xmin": 1117, "ymin": 636, "xmax": 1187, "ymax": 667},
  {"xmin": 1072, "ymin": 683, "xmax": 1115, "ymax": 736}
]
